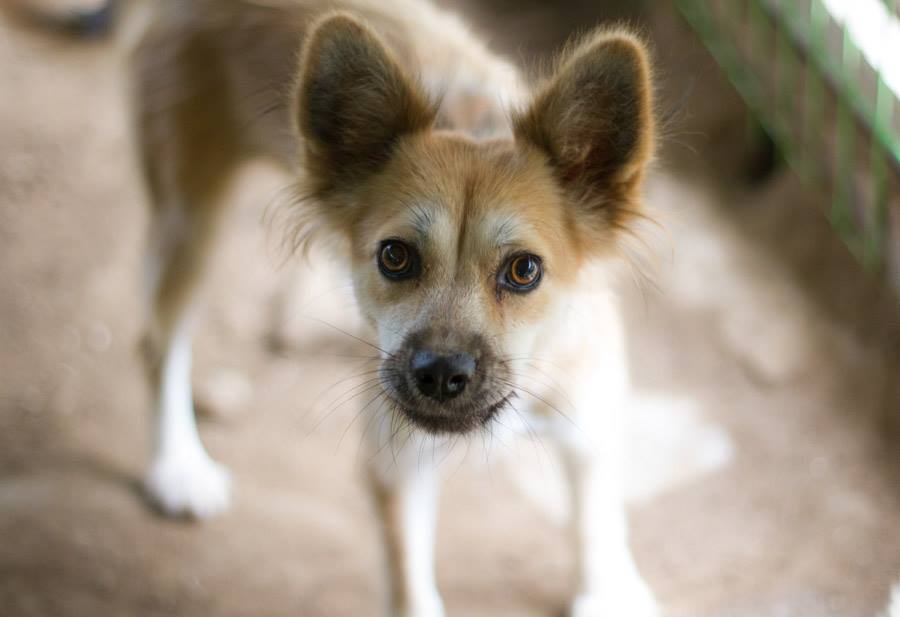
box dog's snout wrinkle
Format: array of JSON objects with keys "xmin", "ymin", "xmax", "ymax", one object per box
[{"xmin": 410, "ymin": 349, "xmax": 476, "ymax": 401}]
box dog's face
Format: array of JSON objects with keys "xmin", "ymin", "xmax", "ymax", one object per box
[
  {"xmin": 346, "ymin": 136, "xmax": 578, "ymax": 432},
  {"xmin": 294, "ymin": 14, "xmax": 653, "ymax": 433}
]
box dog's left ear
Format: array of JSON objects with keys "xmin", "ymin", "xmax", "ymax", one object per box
[
  {"xmin": 294, "ymin": 13, "xmax": 436, "ymax": 190},
  {"xmin": 514, "ymin": 29, "xmax": 654, "ymax": 240}
]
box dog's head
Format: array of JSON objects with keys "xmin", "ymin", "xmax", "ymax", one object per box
[{"xmin": 292, "ymin": 14, "xmax": 654, "ymax": 433}]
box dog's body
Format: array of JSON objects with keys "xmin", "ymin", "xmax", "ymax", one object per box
[
  {"xmin": 131, "ymin": 0, "xmax": 523, "ymax": 512},
  {"xmin": 119, "ymin": 1, "xmax": 658, "ymax": 615}
]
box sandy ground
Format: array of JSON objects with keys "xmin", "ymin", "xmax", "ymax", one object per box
[{"xmin": 1, "ymin": 2, "xmax": 899, "ymax": 616}]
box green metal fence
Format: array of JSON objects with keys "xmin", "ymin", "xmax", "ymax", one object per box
[{"xmin": 675, "ymin": 0, "xmax": 900, "ymax": 294}]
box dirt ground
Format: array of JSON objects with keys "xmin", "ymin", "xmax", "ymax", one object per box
[{"xmin": 1, "ymin": 2, "xmax": 899, "ymax": 616}]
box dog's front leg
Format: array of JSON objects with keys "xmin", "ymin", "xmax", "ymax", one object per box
[
  {"xmin": 557, "ymin": 421, "xmax": 659, "ymax": 617},
  {"xmin": 368, "ymin": 432, "xmax": 445, "ymax": 617}
]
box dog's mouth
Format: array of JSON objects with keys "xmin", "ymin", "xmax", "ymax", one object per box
[{"xmin": 391, "ymin": 393, "xmax": 514, "ymax": 434}]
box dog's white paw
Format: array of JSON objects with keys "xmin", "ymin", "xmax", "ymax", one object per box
[
  {"xmin": 145, "ymin": 450, "xmax": 231, "ymax": 520},
  {"xmin": 570, "ymin": 579, "xmax": 660, "ymax": 617},
  {"xmin": 400, "ymin": 590, "xmax": 445, "ymax": 617}
]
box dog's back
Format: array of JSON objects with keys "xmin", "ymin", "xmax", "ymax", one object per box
[{"xmin": 129, "ymin": 0, "xmax": 524, "ymax": 177}]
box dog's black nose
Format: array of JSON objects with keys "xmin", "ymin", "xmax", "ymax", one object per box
[{"xmin": 410, "ymin": 350, "xmax": 476, "ymax": 401}]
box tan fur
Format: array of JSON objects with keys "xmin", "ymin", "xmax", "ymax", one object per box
[
  {"xmin": 125, "ymin": 0, "xmax": 658, "ymax": 613},
  {"xmin": 130, "ymin": 3, "xmax": 653, "ymax": 346},
  {"xmin": 129, "ymin": 0, "xmax": 527, "ymax": 351}
]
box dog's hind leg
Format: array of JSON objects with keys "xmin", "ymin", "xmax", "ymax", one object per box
[
  {"xmin": 140, "ymin": 176, "xmax": 239, "ymax": 519},
  {"xmin": 140, "ymin": 158, "xmax": 241, "ymax": 519},
  {"xmin": 134, "ymin": 39, "xmax": 245, "ymax": 518}
]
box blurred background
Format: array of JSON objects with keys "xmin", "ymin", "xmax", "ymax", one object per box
[{"xmin": 1, "ymin": 0, "xmax": 898, "ymax": 616}]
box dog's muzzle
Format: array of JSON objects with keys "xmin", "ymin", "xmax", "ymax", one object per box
[{"xmin": 381, "ymin": 329, "xmax": 510, "ymax": 434}]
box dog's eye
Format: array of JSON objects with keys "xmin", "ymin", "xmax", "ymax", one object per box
[
  {"xmin": 378, "ymin": 240, "xmax": 417, "ymax": 279},
  {"xmin": 503, "ymin": 253, "xmax": 542, "ymax": 291}
]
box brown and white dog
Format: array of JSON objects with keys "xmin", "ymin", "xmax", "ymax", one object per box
[{"xmin": 82, "ymin": 0, "xmax": 659, "ymax": 614}]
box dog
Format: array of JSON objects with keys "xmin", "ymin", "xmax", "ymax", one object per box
[{"xmin": 44, "ymin": 0, "xmax": 660, "ymax": 614}]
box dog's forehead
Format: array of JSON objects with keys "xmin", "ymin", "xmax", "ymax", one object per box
[
  {"xmin": 360, "ymin": 135, "xmax": 571, "ymax": 263},
  {"xmin": 400, "ymin": 203, "xmax": 532, "ymax": 250},
  {"xmin": 404, "ymin": 151, "xmax": 557, "ymax": 241},
  {"xmin": 474, "ymin": 210, "xmax": 528, "ymax": 247}
]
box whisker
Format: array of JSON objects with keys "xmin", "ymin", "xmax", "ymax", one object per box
[
  {"xmin": 451, "ymin": 432, "xmax": 474, "ymax": 479},
  {"xmin": 337, "ymin": 388, "xmax": 388, "ymax": 452},
  {"xmin": 437, "ymin": 434, "xmax": 461, "ymax": 468},
  {"xmin": 294, "ymin": 352, "xmax": 382, "ymax": 361},
  {"xmin": 390, "ymin": 405, "xmax": 402, "ymax": 469},
  {"xmin": 366, "ymin": 396, "xmax": 404, "ymax": 466},
  {"xmin": 373, "ymin": 406, "xmax": 410, "ymax": 466},
  {"xmin": 371, "ymin": 410, "xmax": 390, "ymax": 463},
  {"xmin": 498, "ymin": 355, "xmax": 567, "ymax": 371},
  {"xmin": 508, "ymin": 399, "xmax": 554, "ymax": 471},
  {"xmin": 356, "ymin": 395, "xmax": 390, "ymax": 464},
  {"xmin": 301, "ymin": 316, "xmax": 395, "ymax": 358},
  {"xmin": 311, "ymin": 370, "xmax": 390, "ymax": 416},
  {"xmin": 497, "ymin": 378, "xmax": 579, "ymax": 429},
  {"xmin": 505, "ymin": 368, "xmax": 574, "ymax": 410},
  {"xmin": 308, "ymin": 367, "xmax": 386, "ymax": 410},
  {"xmin": 397, "ymin": 418, "xmax": 416, "ymax": 461},
  {"xmin": 485, "ymin": 421, "xmax": 497, "ymax": 486},
  {"xmin": 307, "ymin": 378, "xmax": 390, "ymax": 435}
]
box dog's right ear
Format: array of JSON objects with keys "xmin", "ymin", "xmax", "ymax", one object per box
[
  {"xmin": 513, "ymin": 29, "xmax": 654, "ymax": 250},
  {"xmin": 294, "ymin": 13, "xmax": 435, "ymax": 191}
]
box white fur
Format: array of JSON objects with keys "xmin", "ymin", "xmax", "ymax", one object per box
[
  {"xmin": 368, "ymin": 279, "xmax": 660, "ymax": 617},
  {"xmin": 882, "ymin": 578, "xmax": 900, "ymax": 617},
  {"xmin": 145, "ymin": 321, "xmax": 231, "ymax": 519},
  {"xmin": 369, "ymin": 419, "xmax": 449, "ymax": 617},
  {"xmin": 544, "ymin": 288, "xmax": 660, "ymax": 617}
]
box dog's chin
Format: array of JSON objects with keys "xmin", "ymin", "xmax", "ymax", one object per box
[{"xmin": 396, "ymin": 395, "xmax": 512, "ymax": 435}]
